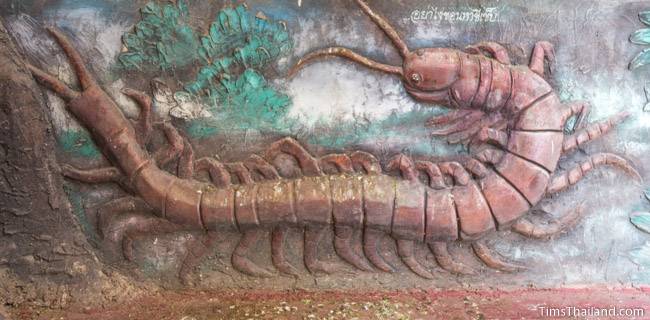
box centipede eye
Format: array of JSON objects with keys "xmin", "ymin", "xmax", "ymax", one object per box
[{"xmin": 411, "ymin": 73, "xmax": 421, "ymax": 83}]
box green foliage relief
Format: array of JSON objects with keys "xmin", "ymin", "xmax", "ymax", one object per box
[
  {"xmin": 118, "ymin": 2, "xmax": 292, "ymax": 135},
  {"xmin": 119, "ymin": 0, "xmax": 198, "ymax": 70},
  {"xmin": 629, "ymin": 192, "xmax": 650, "ymax": 284},
  {"xmin": 185, "ymin": 5, "xmax": 291, "ymax": 94},
  {"xmin": 630, "ymin": 10, "xmax": 650, "ymax": 70}
]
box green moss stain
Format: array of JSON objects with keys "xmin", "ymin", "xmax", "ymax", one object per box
[
  {"xmin": 119, "ymin": 0, "xmax": 199, "ymax": 70},
  {"xmin": 58, "ymin": 129, "xmax": 101, "ymax": 158},
  {"xmin": 63, "ymin": 183, "xmax": 99, "ymax": 245}
]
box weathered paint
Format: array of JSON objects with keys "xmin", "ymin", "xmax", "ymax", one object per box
[
  {"xmin": 119, "ymin": 0, "xmax": 198, "ymax": 70},
  {"xmin": 185, "ymin": 119, "xmax": 220, "ymax": 139},
  {"xmin": 57, "ymin": 129, "xmax": 101, "ymax": 158},
  {"xmin": 62, "ymin": 183, "xmax": 98, "ymax": 244},
  {"xmin": 307, "ymin": 108, "xmax": 463, "ymax": 155},
  {"xmin": 184, "ymin": 69, "xmax": 292, "ymax": 137}
]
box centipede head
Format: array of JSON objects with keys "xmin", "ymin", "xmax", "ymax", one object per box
[{"xmin": 288, "ymin": 0, "xmax": 461, "ymax": 106}]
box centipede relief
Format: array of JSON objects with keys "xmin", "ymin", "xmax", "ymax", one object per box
[{"xmin": 28, "ymin": 0, "xmax": 641, "ymax": 283}]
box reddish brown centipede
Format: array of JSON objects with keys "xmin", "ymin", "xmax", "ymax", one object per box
[{"xmin": 27, "ymin": 0, "xmax": 640, "ymax": 282}]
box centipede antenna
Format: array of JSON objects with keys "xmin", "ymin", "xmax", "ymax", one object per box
[
  {"xmin": 288, "ymin": 47, "xmax": 403, "ymax": 78},
  {"xmin": 354, "ymin": 0, "xmax": 410, "ymax": 58}
]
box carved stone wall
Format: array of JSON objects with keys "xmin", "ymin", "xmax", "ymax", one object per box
[{"xmin": 1, "ymin": 0, "xmax": 650, "ymax": 309}]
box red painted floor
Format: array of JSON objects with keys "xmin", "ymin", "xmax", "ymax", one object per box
[{"xmin": 12, "ymin": 286, "xmax": 650, "ymax": 320}]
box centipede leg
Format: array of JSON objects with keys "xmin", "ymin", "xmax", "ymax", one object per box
[
  {"xmin": 195, "ymin": 157, "xmax": 231, "ymax": 187},
  {"xmin": 463, "ymin": 159, "xmax": 490, "ymax": 179},
  {"xmin": 445, "ymin": 125, "xmax": 481, "ymax": 145},
  {"xmin": 414, "ymin": 161, "xmax": 446, "ymax": 189},
  {"xmin": 177, "ymin": 143, "xmax": 223, "ymax": 284},
  {"xmin": 178, "ymin": 138, "xmax": 194, "ymax": 178},
  {"xmin": 232, "ymin": 229, "xmax": 273, "ymax": 277},
  {"xmin": 225, "ymin": 162, "xmax": 254, "ymax": 185},
  {"xmin": 363, "ymin": 228, "xmax": 394, "ymax": 272},
  {"xmin": 472, "ymin": 240, "xmax": 526, "ymax": 272},
  {"xmin": 264, "ymin": 137, "xmax": 322, "ymax": 176},
  {"xmin": 386, "ymin": 154, "xmax": 417, "ymax": 181},
  {"xmin": 334, "ymin": 225, "xmax": 373, "ymax": 271},
  {"xmin": 271, "ymin": 226, "xmax": 300, "ymax": 276},
  {"xmin": 350, "ymin": 151, "xmax": 382, "ymax": 174},
  {"xmin": 529, "ymin": 41, "xmax": 555, "ymax": 76},
  {"xmin": 244, "ymin": 154, "xmax": 280, "ymax": 180},
  {"xmin": 511, "ymin": 204, "xmax": 585, "ymax": 239},
  {"xmin": 61, "ymin": 164, "xmax": 123, "ymax": 184},
  {"xmin": 304, "ymin": 225, "xmax": 337, "ymax": 274},
  {"xmin": 178, "ymin": 231, "xmax": 220, "ymax": 285},
  {"xmin": 122, "ymin": 88, "xmax": 153, "ymax": 146},
  {"xmin": 561, "ymin": 101, "xmax": 591, "ymax": 132},
  {"xmin": 473, "ymin": 147, "xmax": 505, "ymax": 166},
  {"xmin": 396, "ymin": 239, "xmax": 434, "ymax": 279},
  {"xmin": 120, "ymin": 217, "xmax": 184, "ymax": 262},
  {"xmin": 97, "ymin": 198, "xmax": 139, "ymax": 260},
  {"xmin": 97, "ymin": 197, "xmax": 148, "ymax": 239},
  {"xmin": 319, "ymin": 154, "xmax": 354, "ymax": 174},
  {"xmin": 429, "ymin": 242, "xmax": 474, "ymax": 275},
  {"xmin": 97, "ymin": 197, "xmax": 179, "ymax": 261},
  {"xmin": 562, "ymin": 112, "xmax": 630, "ymax": 154},
  {"xmin": 547, "ymin": 153, "xmax": 641, "ymax": 195},
  {"xmin": 425, "ymin": 109, "xmax": 473, "ymax": 127},
  {"xmin": 153, "ymin": 123, "xmax": 184, "ymax": 167},
  {"xmin": 428, "ymin": 110, "xmax": 484, "ymax": 136},
  {"xmin": 438, "ymin": 161, "xmax": 471, "ymax": 186},
  {"xmin": 475, "ymin": 127, "xmax": 509, "ymax": 148},
  {"xmin": 465, "ymin": 41, "xmax": 512, "ymax": 64},
  {"xmin": 447, "ymin": 113, "xmax": 504, "ymax": 145}
]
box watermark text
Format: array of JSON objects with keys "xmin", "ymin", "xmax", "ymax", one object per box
[{"xmin": 538, "ymin": 306, "xmax": 645, "ymax": 318}]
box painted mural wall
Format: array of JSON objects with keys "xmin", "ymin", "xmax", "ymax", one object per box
[{"xmin": 3, "ymin": 0, "xmax": 650, "ymax": 290}]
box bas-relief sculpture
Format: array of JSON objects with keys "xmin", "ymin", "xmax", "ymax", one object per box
[{"xmin": 24, "ymin": 0, "xmax": 643, "ymax": 285}]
